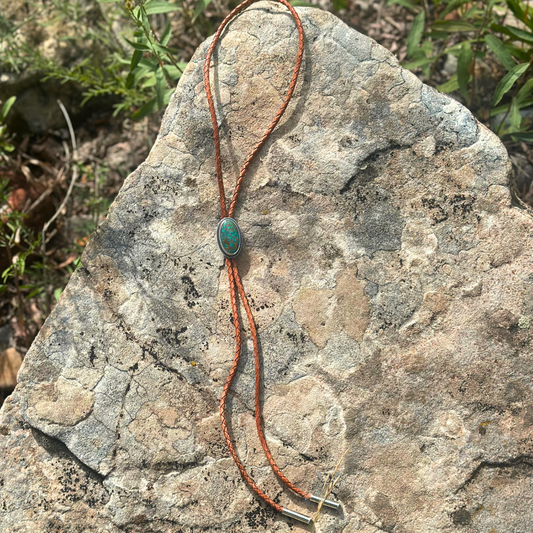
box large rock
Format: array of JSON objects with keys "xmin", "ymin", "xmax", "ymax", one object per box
[{"xmin": 1, "ymin": 3, "xmax": 532, "ymax": 532}]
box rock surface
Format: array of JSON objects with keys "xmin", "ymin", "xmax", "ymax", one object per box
[{"xmin": 1, "ymin": 3, "xmax": 532, "ymax": 532}]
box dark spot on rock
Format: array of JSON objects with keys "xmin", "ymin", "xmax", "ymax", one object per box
[
  {"xmin": 89, "ymin": 346, "xmax": 96, "ymax": 366},
  {"xmin": 365, "ymin": 281, "xmax": 379, "ymax": 297},
  {"xmin": 422, "ymin": 197, "xmax": 448, "ymax": 223},
  {"xmin": 452, "ymin": 508, "xmax": 472, "ymax": 525},
  {"xmin": 351, "ymin": 201, "xmax": 404, "ymax": 255},
  {"xmin": 181, "ymin": 275, "xmax": 200, "ymax": 308},
  {"xmin": 156, "ymin": 326, "xmax": 188, "ymax": 348},
  {"xmin": 374, "ymin": 278, "xmax": 423, "ymax": 328},
  {"xmin": 244, "ymin": 502, "xmax": 273, "ymax": 529},
  {"xmin": 368, "ymin": 492, "xmax": 398, "ymax": 531},
  {"xmin": 321, "ymin": 242, "xmax": 343, "ymax": 262}
]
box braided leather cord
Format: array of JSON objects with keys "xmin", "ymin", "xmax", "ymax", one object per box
[{"xmin": 204, "ymin": 0, "xmax": 308, "ymax": 512}]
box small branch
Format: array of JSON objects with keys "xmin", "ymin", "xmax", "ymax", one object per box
[
  {"xmin": 57, "ymin": 99, "xmax": 77, "ymax": 157},
  {"xmin": 4, "ymin": 241, "xmax": 29, "ymax": 347},
  {"xmin": 26, "ymin": 167, "xmax": 65, "ymax": 214},
  {"xmin": 311, "ymin": 449, "xmax": 348, "ymax": 531},
  {"xmin": 41, "ymin": 101, "xmax": 79, "ymax": 253},
  {"xmin": 41, "ymin": 167, "xmax": 79, "ymax": 254},
  {"xmin": 177, "ymin": 0, "xmax": 204, "ymax": 43}
]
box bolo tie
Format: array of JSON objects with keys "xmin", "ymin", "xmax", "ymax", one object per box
[{"xmin": 203, "ymin": 0, "xmax": 340, "ymax": 524}]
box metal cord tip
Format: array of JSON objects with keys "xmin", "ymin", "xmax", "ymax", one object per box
[
  {"xmin": 309, "ymin": 494, "xmax": 341, "ymax": 511},
  {"xmin": 281, "ymin": 508, "xmax": 313, "ymax": 525}
]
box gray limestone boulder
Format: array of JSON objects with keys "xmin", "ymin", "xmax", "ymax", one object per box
[{"xmin": 1, "ymin": 3, "xmax": 532, "ymax": 532}]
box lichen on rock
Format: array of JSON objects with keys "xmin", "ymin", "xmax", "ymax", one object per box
[{"xmin": 1, "ymin": 3, "xmax": 532, "ymax": 532}]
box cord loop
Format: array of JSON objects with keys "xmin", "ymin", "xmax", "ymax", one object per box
[{"xmin": 204, "ymin": 0, "xmax": 308, "ymax": 515}]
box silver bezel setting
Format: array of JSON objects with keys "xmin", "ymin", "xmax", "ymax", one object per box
[{"xmin": 217, "ymin": 217, "xmax": 242, "ymax": 258}]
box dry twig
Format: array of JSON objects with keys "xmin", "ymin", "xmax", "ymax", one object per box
[
  {"xmin": 310, "ymin": 449, "xmax": 348, "ymax": 531},
  {"xmin": 41, "ymin": 100, "xmax": 79, "ymax": 253}
]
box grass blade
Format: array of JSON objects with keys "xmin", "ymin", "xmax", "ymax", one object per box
[
  {"xmin": 485, "ymin": 34, "xmax": 515, "ymax": 71},
  {"xmin": 144, "ymin": 1, "xmax": 182, "ymax": 15},
  {"xmin": 193, "ymin": 0, "xmax": 213, "ymax": 22},
  {"xmin": 493, "ymin": 63, "xmax": 529, "ymax": 105},
  {"xmin": 457, "ymin": 43, "xmax": 473, "ymax": 103},
  {"xmin": 155, "ymin": 66, "xmax": 165, "ymax": 109},
  {"xmin": 406, "ymin": 10, "xmax": 425, "ymax": 57},
  {"xmin": 1, "ymin": 96, "xmax": 16, "ymax": 120},
  {"xmin": 516, "ymin": 78, "xmax": 533, "ymax": 103}
]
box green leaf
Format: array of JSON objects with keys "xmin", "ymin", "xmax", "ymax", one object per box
[
  {"xmin": 124, "ymin": 38, "xmax": 151, "ymax": 51},
  {"xmin": 193, "ymin": 0, "xmax": 214, "ymax": 21},
  {"xmin": 493, "ymin": 62, "xmax": 529, "ymax": 105},
  {"xmin": 509, "ymin": 98, "xmax": 522, "ymax": 130},
  {"xmin": 130, "ymin": 49, "xmax": 143, "ymax": 71},
  {"xmin": 144, "ymin": 1, "xmax": 182, "ymax": 15},
  {"xmin": 437, "ymin": 74, "xmax": 460, "ymax": 93},
  {"xmin": 432, "ymin": 20, "xmax": 477, "ymax": 32},
  {"xmin": 156, "ymin": 66, "xmax": 165, "ymax": 109},
  {"xmin": 138, "ymin": 4, "xmax": 150, "ymax": 31},
  {"xmin": 506, "ymin": 0, "xmax": 533, "ymax": 30},
  {"xmin": 141, "ymin": 72, "xmax": 157, "ymax": 88},
  {"xmin": 332, "ymin": 0, "xmax": 347, "ymax": 9},
  {"xmin": 444, "ymin": 38, "xmax": 481, "ymax": 54},
  {"xmin": 510, "ymin": 131, "xmax": 533, "ymax": 141},
  {"xmin": 504, "ymin": 43, "xmax": 530, "ymax": 62},
  {"xmin": 127, "ymin": 64, "xmax": 152, "ymax": 89},
  {"xmin": 2, "ymin": 266, "xmax": 13, "ymax": 283},
  {"xmin": 439, "ymin": 0, "xmax": 470, "ymax": 20},
  {"xmin": 163, "ymin": 88, "xmax": 174, "ymax": 106},
  {"xmin": 463, "ymin": 6, "xmax": 485, "ymax": 19},
  {"xmin": 163, "ymin": 64, "xmax": 186, "ymax": 80},
  {"xmin": 517, "ymin": 78, "xmax": 533, "ymax": 103},
  {"xmin": 132, "ymin": 98, "xmax": 158, "ymax": 120},
  {"xmin": 139, "ymin": 57, "xmax": 160, "ymax": 69},
  {"xmin": 491, "ymin": 97, "xmax": 533, "ymax": 116},
  {"xmin": 420, "ymin": 39, "xmax": 433, "ymax": 57},
  {"xmin": 18, "ymin": 256, "xmax": 25, "ymax": 277},
  {"xmin": 152, "ymin": 43, "xmax": 178, "ymax": 55},
  {"xmin": 406, "ymin": 10, "xmax": 425, "ymax": 58},
  {"xmin": 485, "ymin": 34, "xmax": 515, "ymax": 71},
  {"xmin": 506, "ymin": 25, "xmax": 533, "ymax": 44},
  {"xmin": 1, "ymin": 142, "xmax": 15, "ymax": 153},
  {"xmin": 1, "ymin": 96, "xmax": 16, "ymax": 120},
  {"xmin": 457, "ymin": 43, "xmax": 473, "ymax": 102},
  {"xmin": 386, "ymin": 0, "xmax": 420, "ymax": 9},
  {"xmin": 26, "ymin": 287, "xmax": 42, "ymax": 299},
  {"xmin": 290, "ymin": 0, "xmax": 318, "ymax": 6},
  {"xmin": 160, "ymin": 20, "xmax": 172, "ymax": 46},
  {"xmin": 402, "ymin": 56, "xmax": 434, "ymax": 70},
  {"xmin": 54, "ymin": 288, "xmax": 62, "ymax": 302}
]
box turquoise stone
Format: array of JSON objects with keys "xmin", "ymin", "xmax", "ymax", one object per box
[{"xmin": 217, "ymin": 217, "xmax": 242, "ymax": 258}]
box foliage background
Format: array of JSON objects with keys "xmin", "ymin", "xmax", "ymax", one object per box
[{"xmin": 1, "ymin": 0, "xmax": 533, "ymax": 404}]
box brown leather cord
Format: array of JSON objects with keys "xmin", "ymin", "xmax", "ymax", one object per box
[{"xmin": 204, "ymin": 0, "xmax": 308, "ymax": 513}]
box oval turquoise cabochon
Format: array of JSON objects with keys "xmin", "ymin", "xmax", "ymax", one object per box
[{"xmin": 217, "ymin": 217, "xmax": 242, "ymax": 258}]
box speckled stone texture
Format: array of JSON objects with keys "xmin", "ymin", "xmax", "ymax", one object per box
[{"xmin": 1, "ymin": 3, "xmax": 532, "ymax": 532}]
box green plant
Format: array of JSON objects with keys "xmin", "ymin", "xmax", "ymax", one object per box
[
  {"xmin": 0, "ymin": 97, "xmax": 17, "ymax": 154},
  {"xmin": 120, "ymin": 0, "xmax": 187, "ymax": 118},
  {"xmin": 0, "ymin": 178, "xmax": 41, "ymax": 343},
  {"xmin": 398, "ymin": 0, "xmax": 533, "ymax": 141},
  {"xmin": 0, "ymin": 0, "xmax": 197, "ymax": 119}
]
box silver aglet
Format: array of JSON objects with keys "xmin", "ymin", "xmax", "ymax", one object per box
[
  {"xmin": 309, "ymin": 494, "xmax": 341, "ymax": 511},
  {"xmin": 281, "ymin": 508, "xmax": 313, "ymax": 524}
]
